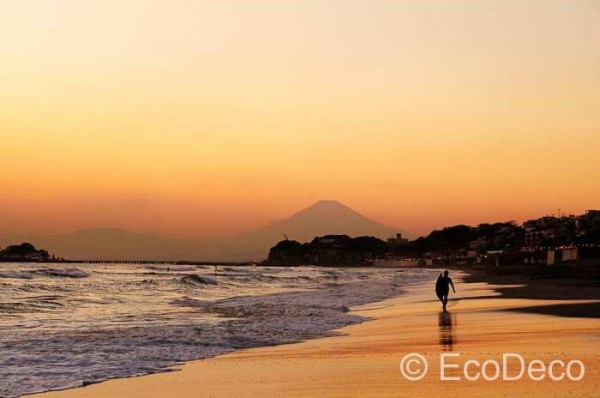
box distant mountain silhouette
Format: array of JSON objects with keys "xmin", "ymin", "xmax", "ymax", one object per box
[
  {"xmin": 213, "ymin": 200, "xmax": 406, "ymax": 261},
  {"xmin": 0, "ymin": 201, "xmax": 407, "ymax": 261},
  {"xmin": 0, "ymin": 228, "xmax": 204, "ymax": 261}
]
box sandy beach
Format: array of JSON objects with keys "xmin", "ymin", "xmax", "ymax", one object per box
[{"xmin": 34, "ymin": 273, "xmax": 599, "ymax": 398}]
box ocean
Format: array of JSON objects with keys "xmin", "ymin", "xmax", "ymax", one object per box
[{"xmin": 0, "ymin": 263, "xmax": 436, "ymax": 397}]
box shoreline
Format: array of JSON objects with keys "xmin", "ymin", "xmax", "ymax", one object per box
[
  {"xmin": 34, "ymin": 272, "xmax": 600, "ymax": 397},
  {"xmin": 14, "ymin": 266, "xmax": 432, "ymax": 397},
  {"xmin": 461, "ymin": 259, "xmax": 600, "ymax": 318}
]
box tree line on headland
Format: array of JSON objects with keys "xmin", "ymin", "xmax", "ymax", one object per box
[
  {"xmin": 268, "ymin": 235, "xmax": 388, "ymax": 266},
  {"xmin": 0, "ymin": 243, "xmax": 62, "ymax": 262},
  {"xmin": 268, "ymin": 210, "xmax": 600, "ymax": 266},
  {"xmin": 2, "ymin": 210, "xmax": 598, "ymax": 266}
]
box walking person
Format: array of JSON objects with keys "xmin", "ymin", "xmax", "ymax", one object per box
[{"xmin": 435, "ymin": 270, "xmax": 456, "ymax": 313}]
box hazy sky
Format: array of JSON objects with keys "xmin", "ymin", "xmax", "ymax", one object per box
[{"xmin": 2, "ymin": 0, "xmax": 599, "ymax": 238}]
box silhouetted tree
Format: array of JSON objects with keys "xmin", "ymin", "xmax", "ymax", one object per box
[
  {"xmin": 267, "ymin": 240, "xmax": 306, "ymax": 265},
  {"xmin": 352, "ymin": 236, "xmax": 388, "ymax": 257},
  {"xmin": 0, "ymin": 242, "xmax": 50, "ymax": 261}
]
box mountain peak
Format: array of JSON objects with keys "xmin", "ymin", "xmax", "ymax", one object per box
[
  {"xmin": 287, "ymin": 200, "xmax": 371, "ymax": 223},
  {"xmin": 300, "ymin": 199, "xmax": 353, "ymax": 213},
  {"xmin": 313, "ymin": 199, "xmax": 343, "ymax": 206},
  {"xmin": 1, "ymin": 201, "xmax": 409, "ymax": 262},
  {"xmin": 235, "ymin": 200, "xmax": 407, "ymax": 248}
]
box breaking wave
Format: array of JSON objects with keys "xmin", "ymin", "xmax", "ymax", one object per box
[
  {"xmin": 181, "ymin": 274, "xmax": 218, "ymax": 286},
  {"xmin": 0, "ymin": 263, "xmax": 437, "ymax": 397},
  {"xmin": 0, "ymin": 268, "xmax": 89, "ymax": 279}
]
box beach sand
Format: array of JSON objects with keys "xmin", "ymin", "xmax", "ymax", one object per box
[{"xmin": 36, "ymin": 274, "xmax": 600, "ymax": 397}]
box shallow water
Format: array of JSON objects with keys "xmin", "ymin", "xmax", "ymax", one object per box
[{"xmin": 0, "ymin": 263, "xmax": 436, "ymax": 397}]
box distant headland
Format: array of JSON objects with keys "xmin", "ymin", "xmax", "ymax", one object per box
[
  {"xmin": 267, "ymin": 209, "xmax": 600, "ymax": 267},
  {"xmin": 0, "ymin": 242, "xmax": 64, "ymax": 262},
  {"xmin": 1, "ymin": 207, "xmax": 598, "ymax": 267}
]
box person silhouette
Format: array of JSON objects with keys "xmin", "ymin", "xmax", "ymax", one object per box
[{"xmin": 435, "ymin": 270, "xmax": 456, "ymax": 313}]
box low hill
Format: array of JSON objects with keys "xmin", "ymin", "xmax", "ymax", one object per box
[
  {"xmin": 214, "ymin": 200, "xmax": 406, "ymax": 261},
  {"xmin": 0, "ymin": 201, "xmax": 408, "ymax": 261},
  {"xmin": 0, "ymin": 228, "xmax": 203, "ymax": 261}
]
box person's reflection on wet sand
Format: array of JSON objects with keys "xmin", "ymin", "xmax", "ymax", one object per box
[{"xmin": 438, "ymin": 312, "xmax": 457, "ymax": 351}]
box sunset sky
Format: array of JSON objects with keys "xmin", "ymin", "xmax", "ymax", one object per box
[{"xmin": 2, "ymin": 0, "xmax": 599, "ymax": 238}]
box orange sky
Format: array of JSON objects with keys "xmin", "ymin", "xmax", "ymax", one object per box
[{"xmin": 1, "ymin": 0, "xmax": 599, "ymax": 238}]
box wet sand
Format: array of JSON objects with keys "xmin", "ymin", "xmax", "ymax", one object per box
[{"xmin": 36, "ymin": 274, "xmax": 600, "ymax": 397}]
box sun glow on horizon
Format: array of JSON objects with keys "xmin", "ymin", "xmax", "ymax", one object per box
[{"xmin": 2, "ymin": 0, "xmax": 599, "ymax": 238}]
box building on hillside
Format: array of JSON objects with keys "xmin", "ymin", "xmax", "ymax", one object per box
[
  {"xmin": 524, "ymin": 231, "xmax": 544, "ymax": 248},
  {"xmin": 387, "ymin": 233, "xmax": 409, "ymax": 248}
]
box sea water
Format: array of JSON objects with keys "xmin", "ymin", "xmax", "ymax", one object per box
[{"xmin": 0, "ymin": 263, "xmax": 436, "ymax": 397}]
